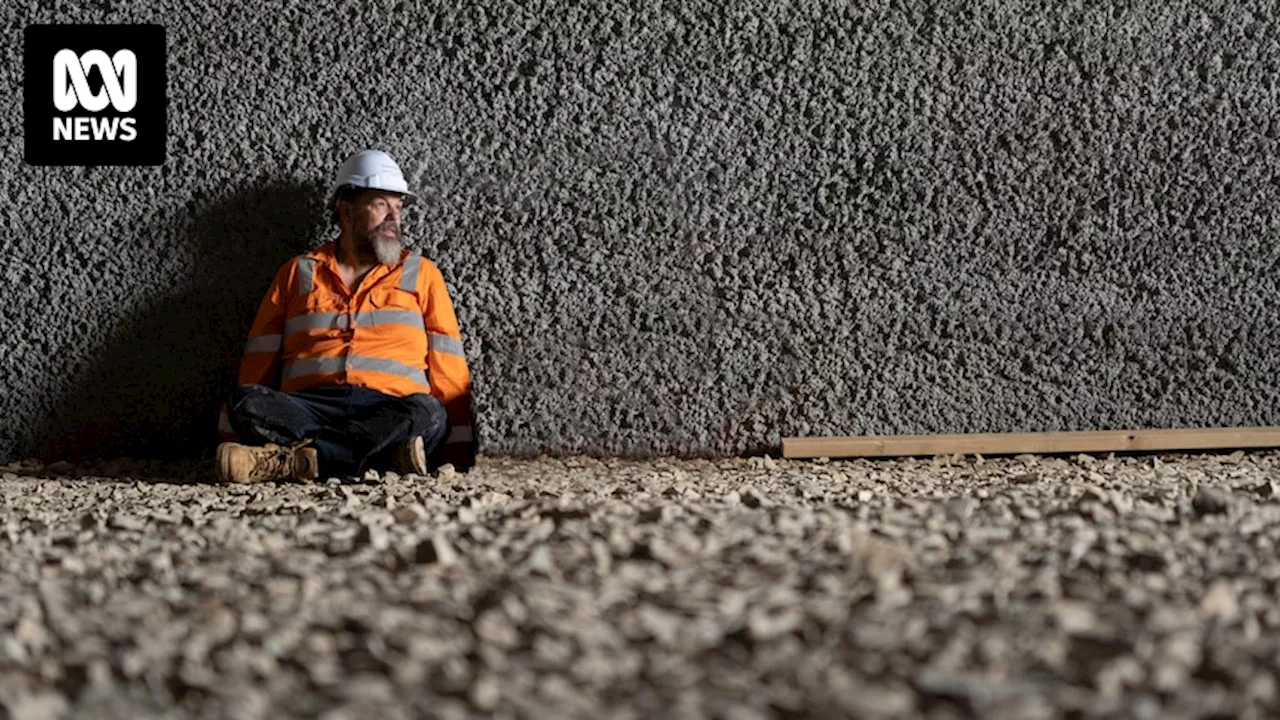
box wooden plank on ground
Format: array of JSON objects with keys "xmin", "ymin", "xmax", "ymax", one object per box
[{"xmin": 781, "ymin": 427, "xmax": 1280, "ymax": 459}]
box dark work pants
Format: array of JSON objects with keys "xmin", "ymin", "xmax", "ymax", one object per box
[{"xmin": 226, "ymin": 384, "xmax": 449, "ymax": 477}]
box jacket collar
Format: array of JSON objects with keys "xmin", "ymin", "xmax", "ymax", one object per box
[
  {"xmin": 306, "ymin": 240, "xmax": 411, "ymax": 290},
  {"xmin": 307, "ymin": 239, "xmax": 410, "ymax": 268}
]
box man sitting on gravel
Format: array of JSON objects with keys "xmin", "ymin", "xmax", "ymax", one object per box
[{"xmin": 215, "ymin": 149, "xmax": 474, "ymax": 484}]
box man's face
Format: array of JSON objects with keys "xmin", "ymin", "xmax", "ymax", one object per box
[{"xmin": 343, "ymin": 190, "xmax": 406, "ymax": 266}]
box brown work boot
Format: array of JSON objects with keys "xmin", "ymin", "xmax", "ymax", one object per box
[
  {"xmin": 395, "ymin": 435, "xmax": 428, "ymax": 476},
  {"xmin": 217, "ymin": 441, "xmax": 319, "ymax": 484}
]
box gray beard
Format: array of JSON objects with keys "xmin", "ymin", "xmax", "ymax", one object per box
[
  {"xmin": 355, "ymin": 228, "xmax": 403, "ymax": 267},
  {"xmin": 372, "ymin": 235, "xmax": 402, "ymax": 266}
]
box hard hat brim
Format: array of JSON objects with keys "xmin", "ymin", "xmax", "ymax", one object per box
[{"xmin": 330, "ymin": 184, "xmax": 418, "ymax": 208}]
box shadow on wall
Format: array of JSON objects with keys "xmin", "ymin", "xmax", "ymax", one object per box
[{"xmin": 34, "ymin": 180, "xmax": 329, "ymax": 463}]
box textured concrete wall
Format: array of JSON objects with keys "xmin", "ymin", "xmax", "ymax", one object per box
[{"xmin": 4, "ymin": 1, "xmax": 1280, "ymax": 463}]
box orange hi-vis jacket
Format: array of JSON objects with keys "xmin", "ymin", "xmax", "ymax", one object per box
[{"xmin": 218, "ymin": 241, "xmax": 474, "ymax": 459}]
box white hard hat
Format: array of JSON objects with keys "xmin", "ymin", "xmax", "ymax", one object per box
[{"xmin": 329, "ymin": 149, "xmax": 417, "ymax": 214}]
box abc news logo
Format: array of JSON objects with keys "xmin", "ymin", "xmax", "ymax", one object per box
[
  {"xmin": 24, "ymin": 25, "xmax": 166, "ymax": 166},
  {"xmin": 54, "ymin": 49, "xmax": 139, "ymax": 141}
]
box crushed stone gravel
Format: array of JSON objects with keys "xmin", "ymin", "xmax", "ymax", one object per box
[{"xmin": 1, "ymin": 450, "xmax": 1279, "ymax": 719}]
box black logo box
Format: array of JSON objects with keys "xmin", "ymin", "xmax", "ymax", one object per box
[{"xmin": 24, "ymin": 24, "xmax": 166, "ymax": 167}]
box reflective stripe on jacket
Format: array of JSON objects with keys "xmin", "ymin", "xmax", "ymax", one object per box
[{"xmin": 230, "ymin": 241, "xmax": 473, "ymax": 445}]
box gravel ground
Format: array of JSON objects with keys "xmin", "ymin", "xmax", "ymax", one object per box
[{"xmin": 1, "ymin": 450, "xmax": 1279, "ymax": 719}]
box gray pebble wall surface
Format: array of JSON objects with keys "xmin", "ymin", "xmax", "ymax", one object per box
[{"xmin": 3, "ymin": 0, "xmax": 1279, "ymax": 463}]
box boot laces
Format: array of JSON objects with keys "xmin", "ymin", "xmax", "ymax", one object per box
[{"xmin": 250, "ymin": 439, "xmax": 313, "ymax": 482}]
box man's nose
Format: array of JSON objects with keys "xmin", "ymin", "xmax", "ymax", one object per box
[{"xmin": 387, "ymin": 205, "xmax": 401, "ymax": 224}]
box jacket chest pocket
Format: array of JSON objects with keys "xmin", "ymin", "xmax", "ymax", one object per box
[
  {"xmin": 287, "ymin": 293, "xmax": 350, "ymax": 335},
  {"xmin": 364, "ymin": 289, "xmax": 425, "ymax": 330},
  {"xmin": 291, "ymin": 291, "xmax": 344, "ymax": 313}
]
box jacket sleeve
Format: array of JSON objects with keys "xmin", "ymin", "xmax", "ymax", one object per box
[
  {"xmin": 239, "ymin": 259, "xmax": 294, "ymax": 387},
  {"xmin": 420, "ymin": 259, "xmax": 476, "ymax": 471},
  {"xmin": 218, "ymin": 259, "xmax": 294, "ymax": 442}
]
